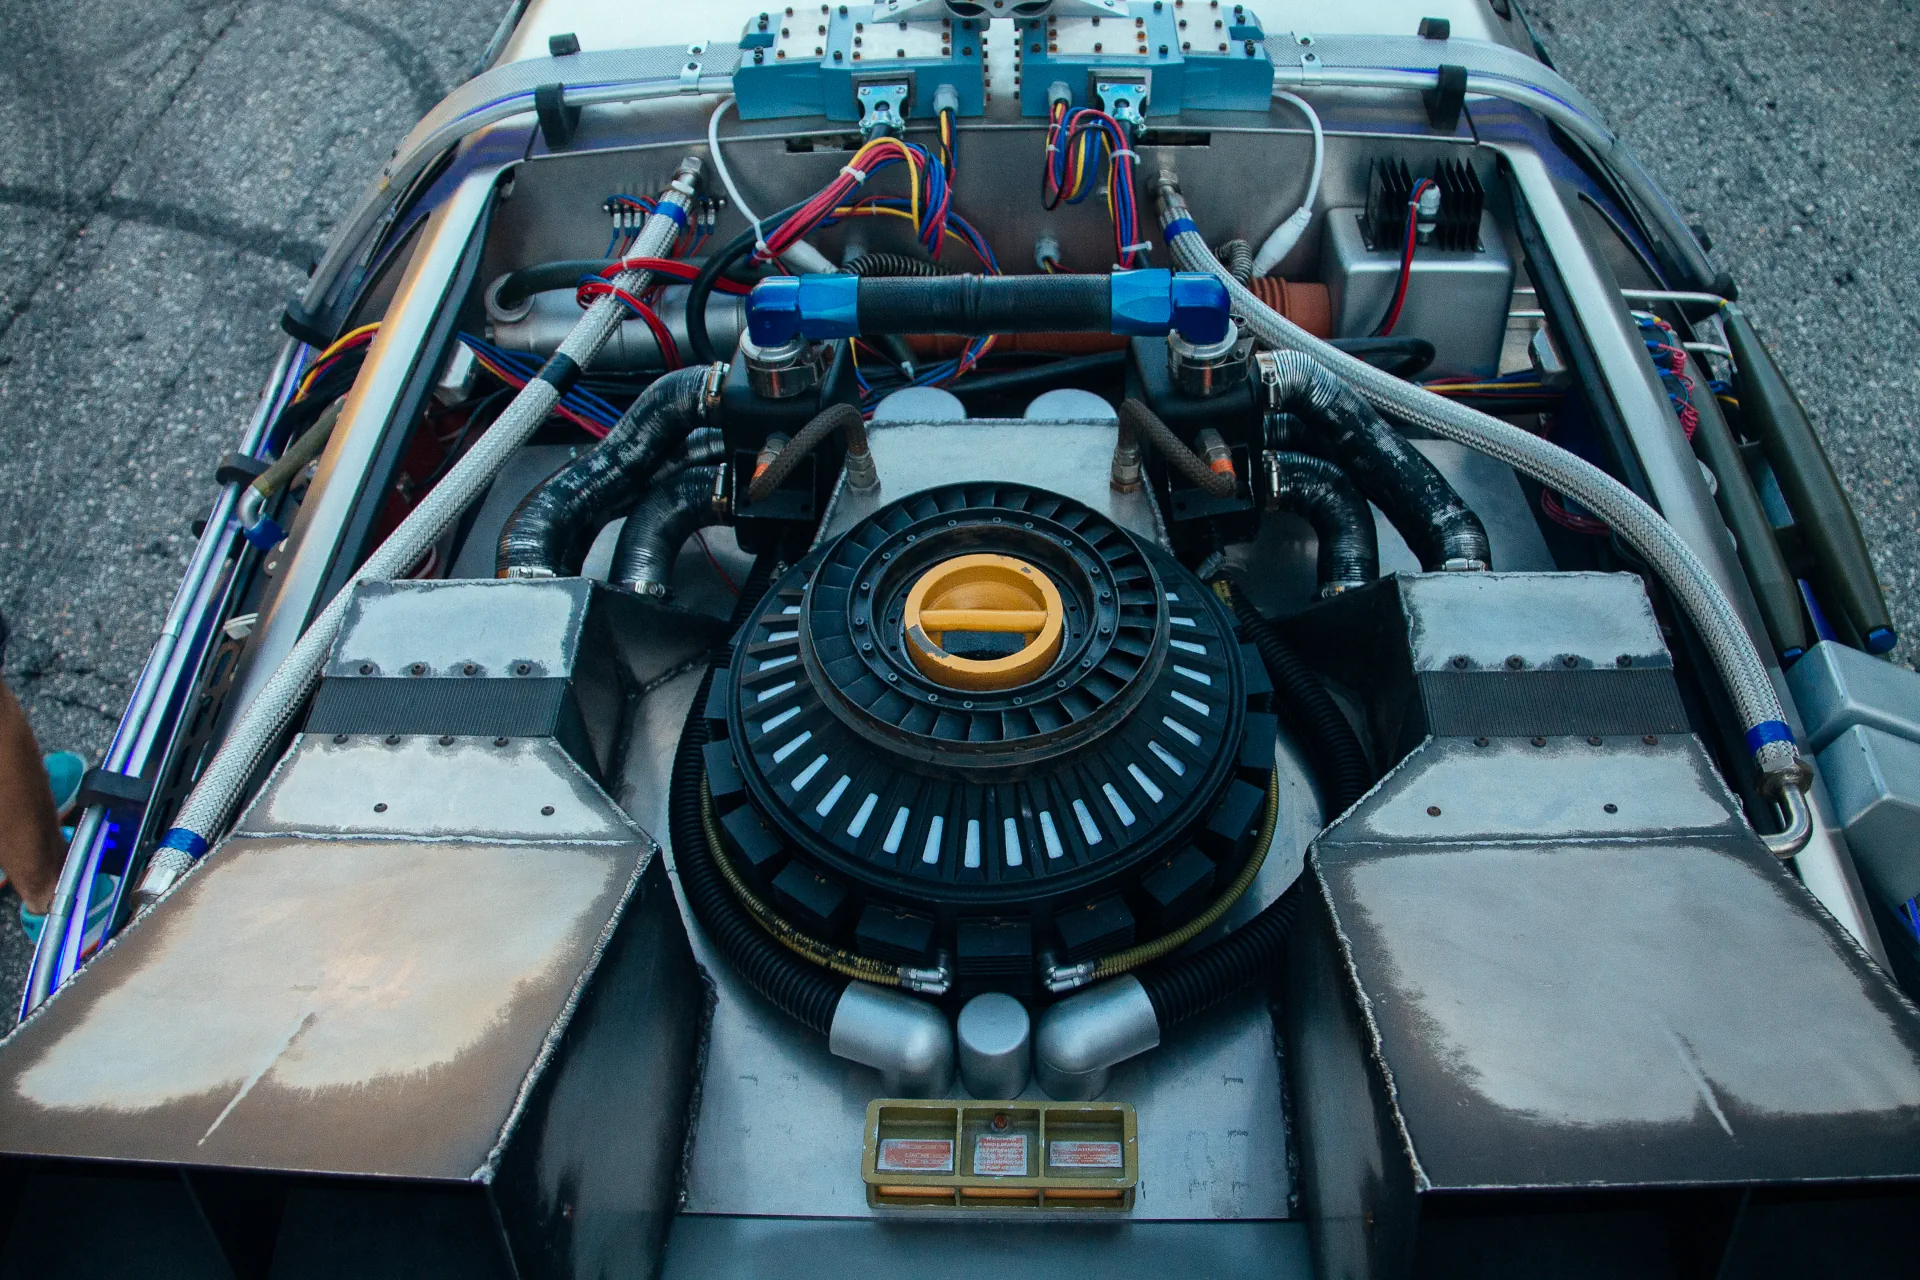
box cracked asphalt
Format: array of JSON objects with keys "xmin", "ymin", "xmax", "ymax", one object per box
[{"xmin": 0, "ymin": 1, "xmax": 1915, "ymax": 1011}]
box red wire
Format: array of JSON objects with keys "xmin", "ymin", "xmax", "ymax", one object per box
[
  {"xmin": 1374, "ymin": 179, "xmax": 1435, "ymax": 337},
  {"xmin": 600, "ymin": 257, "xmax": 752, "ymax": 295},
  {"xmin": 574, "ymin": 283, "xmax": 682, "ymax": 369}
]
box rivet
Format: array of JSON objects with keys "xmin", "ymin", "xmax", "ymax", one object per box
[
  {"xmin": 1643, "ymin": 734, "xmax": 1659, "ymax": 745},
  {"xmin": 1562, "ymin": 655, "xmax": 1578, "ymax": 668},
  {"xmin": 1587, "ymin": 735, "xmax": 1603, "ymax": 746},
  {"xmin": 542, "ymin": 805, "xmax": 556, "ymax": 816},
  {"xmin": 373, "ymin": 802, "xmax": 388, "ymax": 813},
  {"xmin": 385, "ymin": 734, "xmax": 401, "ymax": 746},
  {"xmin": 1451, "ymin": 655, "xmax": 1469, "ymax": 670},
  {"xmin": 1474, "ymin": 736, "xmax": 1489, "ymax": 747},
  {"xmin": 1426, "ymin": 805, "xmax": 1442, "ymax": 816},
  {"xmin": 1617, "ymin": 654, "xmax": 1634, "ymax": 667},
  {"xmin": 1505, "ymin": 655, "xmax": 1524, "ymax": 670},
  {"xmin": 359, "ymin": 663, "xmax": 373, "ymax": 675},
  {"xmin": 963, "ymin": 700, "xmax": 974, "ymax": 708},
  {"xmin": 495, "ymin": 736, "xmax": 509, "ymax": 747},
  {"xmin": 439, "ymin": 735, "xmax": 454, "ymax": 746},
  {"xmin": 887, "ymin": 673, "xmax": 899, "ymax": 683},
  {"xmin": 1604, "ymin": 803, "xmax": 1619, "ymax": 814},
  {"xmin": 1012, "ymin": 696, "xmax": 1023, "ymax": 705},
  {"xmin": 516, "ymin": 662, "xmax": 531, "ymax": 674},
  {"xmin": 1531, "ymin": 736, "xmax": 1547, "ymax": 748},
  {"xmin": 464, "ymin": 663, "xmax": 478, "ymax": 675}
]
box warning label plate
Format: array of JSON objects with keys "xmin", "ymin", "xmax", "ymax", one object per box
[
  {"xmin": 1048, "ymin": 1140, "xmax": 1124, "ymax": 1170},
  {"xmin": 972, "ymin": 1133, "xmax": 1029, "ymax": 1177},
  {"xmin": 877, "ymin": 1138, "xmax": 955, "ymax": 1173}
]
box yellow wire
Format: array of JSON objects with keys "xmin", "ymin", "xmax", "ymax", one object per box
[{"xmin": 296, "ymin": 322, "xmax": 381, "ymax": 399}]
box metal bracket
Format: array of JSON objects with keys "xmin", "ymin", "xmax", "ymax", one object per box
[
  {"xmin": 1424, "ymin": 62, "xmax": 1467, "ymax": 132},
  {"xmin": 679, "ymin": 43, "xmax": 706, "ymax": 93},
  {"xmin": 533, "ymin": 83, "xmax": 580, "ymax": 150},
  {"xmin": 855, "ymin": 80, "xmax": 911, "ymax": 137},
  {"xmin": 214, "ymin": 451, "xmax": 271, "ymax": 487},
  {"xmin": 77, "ymin": 767, "xmax": 152, "ymax": 816},
  {"xmin": 1094, "ymin": 77, "xmax": 1148, "ymax": 131}
]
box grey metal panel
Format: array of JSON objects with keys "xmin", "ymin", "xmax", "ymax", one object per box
[
  {"xmin": 1818, "ymin": 725, "xmax": 1920, "ymax": 905},
  {"xmin": 1393, "ymin": 571, "xmax": 1666, "ymax": 671},
  {"xmin": 1788, "ymin": 640, "xmax": 1920, "ymax": 754},
  {"xmin": 237, "ymin": 735, "xmax": 637, "ymax": 843},
  {"xmin": 819, "ymin": 418, "xmax": 1169, "ymax": 549},
  {"xmin": 0, "ymin": 833, "xmax": 646, "ymax": 1179},
  {"xmin": 615, "ymin": 665, "xmax": 1304, "ymax": 1223},
  {"xmin": 660, "ymin": 1214, "xmax": 1314, "ymax": 1279},
  {"xmin": 1348, "ymin": 734, "xmax": 1743, "ymax": 844},
  {"xmin": 326, "ymin": 578, "xmax": 591, "ymax": 679},
  {"xmin": 1322, "ymin": 208, "xmax": 1514, "ymax": 376}
]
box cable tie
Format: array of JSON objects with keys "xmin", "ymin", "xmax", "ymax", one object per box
[
  {"xmin": 840, "ymin": 164, "xmax": 870, "ymax": 182},
  {"xmin": 1112, "ymin": 148, "xmax": 1139, "ymax": 163},
  {"xmin": 1121, "ymin": 240, "xmax": 1153, "ymax": 256}
]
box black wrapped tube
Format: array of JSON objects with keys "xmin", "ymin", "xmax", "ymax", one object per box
[
  {"xmin": 845, "ymin": 253, "xmax": 951, "ymax": 278},
  {"xmin": 610, "ymin": 465, "xmax": 722, "ymax": 596},
  {"xmin": 1267, "ymin": 451, "xmax": 1379, "ymax": 595},
  {"xmin": 1134, "ymin": 582, "xmax": 1374, "ymax": 1032},
  {"xmin": 496, "ymin": 364, "xmax": 713, "ymax": 577},
  {"xmin": 1263, "ymin": 353, "xmax": 1490, "ymax": 571},
  {"xmin": 1226, "ymin": 580, "xmax": 1372, "ymax": 816},
  {"xmin": 747, "ymin": 403, "xmax": 869, "ymax": 503},
  {"xmin": 857, "ymin": 274, "xmax": 1112, "ymax": 336},
  {"xmin": 668, "ymin": 568, "xmax": 849, "ymax": 1036},
  {"xmin": 1118, "ymin": 399, "xmax": 1236, "ymax": 498},
  {"xmin": 492, "ymin": 259, "xmax": 614, "ymax": 313}
]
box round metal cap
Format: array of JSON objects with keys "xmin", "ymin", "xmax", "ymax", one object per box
[{"xmin": 957, "ymin": 992, "xmax": 1032, "ymax": 1099}]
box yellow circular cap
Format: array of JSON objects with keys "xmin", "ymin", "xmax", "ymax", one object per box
[{"xmin": 902, "ymin": 554, "xmax": 1065, "ymax": 692}]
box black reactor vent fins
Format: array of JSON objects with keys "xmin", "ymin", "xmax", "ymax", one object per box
[{"xmin": 702, "ymin": 483, "xmax": 1276, "ymax": 990}]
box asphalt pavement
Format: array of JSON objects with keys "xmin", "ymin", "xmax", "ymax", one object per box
[{"xmin": 0, "ymin": 1, "xmax": 1915, "ymax": 1012}]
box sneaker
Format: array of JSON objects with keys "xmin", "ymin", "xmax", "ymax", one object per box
[
  {"xmin": 44, "ymin": 751, "xmax": 85, "ymax": 823},
  {"xmin": 19, "ymin": 874, "xmax": 119, "ymax": 946}
]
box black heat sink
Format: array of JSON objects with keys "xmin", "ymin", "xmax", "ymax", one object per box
[{"xmin": 1362, "ymin": 159, "xmax": 1483, "ymax": 252}]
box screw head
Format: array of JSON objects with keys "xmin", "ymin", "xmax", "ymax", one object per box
[
  {"xmin": 410, "ymin": 662, "xmax": 426, "ymax": 676},
  {"xmin": 1531, "ymin": 736, "xmax": 1547, "ymax": 748},
  {"xmin": 541, "ymin": 805, "xmax": 556, "ymax": 816},
  {"xmin": 373, "ymin": 802, "xmax": 388, "ymax": 813},
  {"xmin": 516, "ymin": 662, "xmax": 531, "ymax": 675},
  {"xmin": 1474, "ymin": 736, "xmax": 1489, "ymax": 747},
  {"xmin": 1451, "ymin": 655, "xmax": 1470, "ymax": 670},
  {"xmin": 333, "ymin": 733, "xmax": 348, "ymax": 744},
  {"xmin": 439, "ymin": 735, "xmax": 454, "ymax": 746},
  {"xmin": 463, "ymin": 663, "xmax": 478, "ymax": 675},
  {"xmin": 1505, "ymin": 655, "xmax": 1524, "ymax": 670},
  {"xmin": 1426, "ymin": 805, "xmax": 1442, "ymax": 816},
  {"xmin": 1587, "ymin": 735, "xmax": 1603, "ymax": 746},
  {"xmin": 359, "ymin": 663, "xmax": 373, "ymax": 675},
  {"xmin": 494, "ymin": 736, "xmax": 509, "ymax": 747},
  {"xmin": 385, "ymin": 734, "xmax": 401, "ymax": 746},
  {"xmin": 1643, "ymin": 734, "xmax": 1659, "ymax": 745},
  {"xmin": 1604, "ymin": 802, "xmax": 1619, "ymax": 814},
  {"xmin": 1562, "ymin": 655, "xmax": 1579, "ymax": 668},
  {"xmin": 1617, "ymin": 654, "xmax": 1634, "ymax": 667}
]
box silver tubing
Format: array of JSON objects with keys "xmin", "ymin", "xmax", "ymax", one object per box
[
  {"xmin": 1620, "ymin": 288, "xmax": 1731, "ymax": 309},
  {"xmin": 1762, "ymin": 786, "xmax": 1814, "ymax": 860},
  {"xmin": 154, "ymin": 158, "xmax": 705, "ymax": 877}
]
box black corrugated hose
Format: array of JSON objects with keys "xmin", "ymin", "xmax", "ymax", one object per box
[
  {"xmin": 496, "ymin": 364, "xmax": 714, "ymax": 577},
  {"xmin": 1268, "ymin": 451, "xmax": 1379, "ymax": 595},
  {"xmin": 1135, "ymin": 580, "xmax": 1374, "ymax": 1033},
  {"xmin": 609, "ymin": 465, "xmax": 722, "ymax": 594},
  {"xmin": 1270, "ymin": 358, "xmax": 1491, "ymax": 571},
  {"xmin": 667, "ymin": 561, "xmax": 850, "ymax": 1035},
  {"xmin": 844, "ymin": 253, "xmax": 951, "ymax": 278},
  {"xmin": 746, "ymin": 402, "xmax": 868, "ymax": 503},
  {"xmin": 1118, "ymin": 399, "xmax": 1237, "ymax": 498}
]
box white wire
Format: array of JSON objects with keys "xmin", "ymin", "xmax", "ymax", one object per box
[
  {"xmin": 1250, "ymin": 90, "xmax": 1324, "ymax": 277},
  {"xmin": 706, "ymin": 96, "xmax": 834, "ymax": 274}
]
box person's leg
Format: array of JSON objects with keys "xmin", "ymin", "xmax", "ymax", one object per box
[{"xmin": 0, "ymin": 677, "xmax": 62, "ymax": 915}]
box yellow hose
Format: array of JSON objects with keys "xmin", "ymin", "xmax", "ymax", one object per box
[
  {"xmin": 1091, "ymin": 769, "xmax": 1280, "ymax": 980},
  {"xmin": 700, "ymin": 776, "xmax": 902, "ymax": 986}
]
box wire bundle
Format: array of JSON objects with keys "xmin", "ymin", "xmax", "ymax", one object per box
[
  {"xmin": 758, "ymin": 135, "xmax": 953, "ymax": 264},
  {"xmin": 1634, "ymin": 312, "xmax": 1700, "ymax": 439},
  {"xmin": 458, "ymin": 333, "xmax": 624, "ymax": 435},
  {"xmin": 1041, "ymin": 102, "xmax": 1147, "ymax": 267}
]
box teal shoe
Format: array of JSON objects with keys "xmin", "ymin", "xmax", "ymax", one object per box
[
  {"xmin": 19, "ymin": 874, "xmax": 119, "ymax": 945},
  {"xmin": 44, "ymin": 751, "xmax": 85, "ymax": 821}
]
